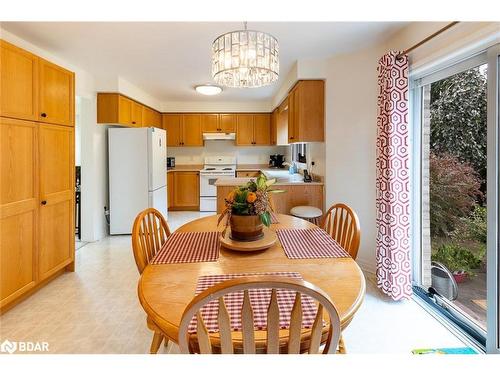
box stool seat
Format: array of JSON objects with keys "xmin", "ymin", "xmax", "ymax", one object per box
[{"xmin": 290, "ymin": 206, "xmax": 323, "ymax": 219}]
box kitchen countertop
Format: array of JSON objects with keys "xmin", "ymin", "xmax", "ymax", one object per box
[
  {"xmin": 235, "ymin": 164, "xmax": 271, "ymax": 171},
  {"xmin": 167, "ymin": 164, "xmax": 203, "ymax": 172},
  {"xmin": 167, "ymin": 163, "xmax": 322, "ymax": 184},
  {"xmin": 214, "ymin": 175, "xmax": 323, "ymax": 186}
]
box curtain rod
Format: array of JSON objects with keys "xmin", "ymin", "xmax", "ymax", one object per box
[{"xmin": 397, "ymin": 21, "xmax": 459, "ymax": 59}]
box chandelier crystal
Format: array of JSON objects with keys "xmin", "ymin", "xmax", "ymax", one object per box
[{"xmin": 211, "ymin": 23, "xmax": 279, "ymax": 88}]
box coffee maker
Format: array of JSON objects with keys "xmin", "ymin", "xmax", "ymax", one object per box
[{"xmin": 269, "ymin": 154, "xmax": 285, "ymax": 168}]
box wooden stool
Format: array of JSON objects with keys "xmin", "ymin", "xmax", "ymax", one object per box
[{"xmin": 290, "ymin": 206, "xmax": 323, "ymax": 226}]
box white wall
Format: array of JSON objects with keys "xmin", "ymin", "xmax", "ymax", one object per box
[{"xmin": 169, "ymin": 142, "xmax": 286, "ymax": 165}]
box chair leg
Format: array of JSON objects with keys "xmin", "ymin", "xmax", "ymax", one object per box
[
  {"xmin": 337, "ymin": 335, "xmax": 347, "ymax": 354},
  {"xmin": 163, "ymin": 335, "xmax": 169, "ymax": 347},
  {"xmin": 150, "ymin": 332, "xmax": 163, "ymax": 354}
]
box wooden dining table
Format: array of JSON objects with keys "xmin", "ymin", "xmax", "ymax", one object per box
[{"xmin": 138, "ymin": 214, "xmax": 366, "ymax": 347}]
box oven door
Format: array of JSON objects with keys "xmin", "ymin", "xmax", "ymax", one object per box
[{"xmin": 200, "ymin": 173, "xmax": 220, "ymax": 197}]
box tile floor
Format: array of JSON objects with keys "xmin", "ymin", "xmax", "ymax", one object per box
[{"xmin": 0, "ymin": 211, "xmax": 465, "ymax": 354}]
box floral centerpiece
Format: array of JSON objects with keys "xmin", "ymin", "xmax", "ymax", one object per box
[{"xmin": 218, "ymin": 174, "xmax": 283, "ymax": 241}]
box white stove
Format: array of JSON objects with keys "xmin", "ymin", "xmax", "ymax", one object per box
[{"xmin": 199, "ymin": 156, "xmax": 236, "ymax": 211}]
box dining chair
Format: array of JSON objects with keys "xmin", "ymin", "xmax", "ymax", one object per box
[
  {"xmin": 132, "ymin": 207, "xmax": 172, "ymax": 354},
  {"xmin": 321, "ymin": 203, "xmax": 361, "ymax": 260},
  {"xmin": 178, "ymin": 276, "xmax": 342, "ymax": 354}
]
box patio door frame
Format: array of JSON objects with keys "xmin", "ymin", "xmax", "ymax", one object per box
[
  {"xmin": 486, "ymin": 43, "xmax": 500, "ymax": 354},
  {"xmin": 410, "ymin": 42, "xmax": 500, "ymax": 353}
]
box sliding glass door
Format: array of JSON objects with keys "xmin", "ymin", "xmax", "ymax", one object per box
[{"xmin": 411, "ymin": 43, "xmax": 499, "ymax": 353}]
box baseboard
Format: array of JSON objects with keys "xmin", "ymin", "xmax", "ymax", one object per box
[{"xmin": 355, "ymin": 258, "xmax": 376, "ymax": 276}]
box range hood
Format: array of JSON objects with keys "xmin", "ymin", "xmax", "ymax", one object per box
[{"xmin": 203, "ymin": 132, "xmax": 236, "ymax": 141}]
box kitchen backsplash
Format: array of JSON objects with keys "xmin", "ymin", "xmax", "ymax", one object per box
[{"xmin": 168, "ymin": 141, "xmax": 287, "ymax": 165}]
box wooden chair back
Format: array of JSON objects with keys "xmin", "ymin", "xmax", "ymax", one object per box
[
  {"xmin": 321, "ymin": 203, "xmax": 361, "ymax": 259},
  {"xmin": 178, "ymin": 276, "xmax": 341, "ymax": 354},
  {"xmin": 131, "ymin": 208, "xmax": 171, "ymax": 274}
]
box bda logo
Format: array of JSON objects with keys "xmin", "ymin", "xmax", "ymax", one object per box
[{"xmin": 0, "ymin": 339, "xmax": 17, "ymax": 354}]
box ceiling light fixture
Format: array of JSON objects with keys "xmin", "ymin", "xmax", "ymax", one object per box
[
  {"xmin": 195, "ymin": 84, "xmax": 223, "ymax": 96},
  {"xmin": 211, "ymin": 22, "xmax": 279, "ymax": 88}
]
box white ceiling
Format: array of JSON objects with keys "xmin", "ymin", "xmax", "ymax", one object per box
[{"xmin": 1, "ymin": 22, "xmax": 407, "ymax": 102}]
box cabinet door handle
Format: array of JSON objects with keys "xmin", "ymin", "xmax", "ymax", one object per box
[
  {"xmin": 41, "ymin": 200, "xmax": 47, "ymax": 205},
  {"xmin": 132, "ymin": 121, "xmax": 136, "ymax": 124},
  {"xmin": 41, "ymin": 113, "xmax": 47, "ymax": 118}
]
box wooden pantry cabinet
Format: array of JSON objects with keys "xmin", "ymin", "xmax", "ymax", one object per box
[
  {"xmin": 0, "ymin": 39, "xmax": 75, "ymax": 312},
  {"xmin": 97, "ymin": 93, "xmax": 161, "ymax": 128},
  {"xmin": 0, "ymin": 40, "xmax": 74, "ymax": 127},
  {"xmin": 236, "ymin": 113, "xmax": 271, "ymax": 146},
  {"xmin": 162, "ymin": 114, "xmax": 203, "ymax": 147}
]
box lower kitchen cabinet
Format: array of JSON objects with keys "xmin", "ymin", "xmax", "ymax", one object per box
[
  {"xmin": 167, "ymin": 172, "xmax": 174, "ymax": 209},
  {"xmin": 216, "ymin": 183, "xmax": 323, "ymax": 215},
  {"xmin": 169, "ymin": 171, "xmax": 200, "ymax": 210}
]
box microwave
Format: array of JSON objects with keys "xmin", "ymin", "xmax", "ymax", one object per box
[{"xmin": 167, "ymin": 157, "xmax": 175, "ymax": 168}]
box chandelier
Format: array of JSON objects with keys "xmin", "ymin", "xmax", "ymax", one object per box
[{"xmin": 212, "ymin": 22, "xmax": 279, "ymax": 88}]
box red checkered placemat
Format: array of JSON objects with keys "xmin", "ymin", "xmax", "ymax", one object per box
[
  {"xmin": 150, "ymin": 231, "xmax": 219, "ymax": 264},
  {"xmin": 276, "ymin": 228, "xmax": 350, "ymax": 259},
  {"xmin": 187, "ymin": 272, "xmax": 319, "ymax": 333}
]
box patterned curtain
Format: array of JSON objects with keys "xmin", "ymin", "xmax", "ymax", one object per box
[{"xmin": 376, "ymin": 51, "xmax": 412, "ymax": 301}]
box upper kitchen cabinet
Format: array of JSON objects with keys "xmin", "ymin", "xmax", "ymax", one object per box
[
  {"xmin": 253, "ymin": 114, "xmax": 271, "ymax": 145},
  {"xmin": 236, "ymin": 113, "xmax": 271, "ymax": 146},
  {"xmin": 130, "ymin": 100, "xmax": 143, "ymax": 127},
  {"xmin": 200, "ymin": 114, "xmax": 219, "ymax": 132},
  {"xmin": 277, "ymin": 98, "xmax": 289, "ymax": 145},
  {"xmin": 162, "ymin": 114, "xmax": 203, "ymax": 147},
  {"xmin": 142, "ymin": 106, "xmax": 162, "ymax": 128},
  {"xmin": 38, "ymin": 59, "xmax": 75, "ymax": 127},
  {"xmin": 287, "ymin": 80, "xmax": 325, "ymax": 143},
  {"xmin": 219, "ymin": 114, "xmax": 236, "ymax": 132},
  {"xmin": 97, "ymin": 93, "xmax": 160, "ymax": 128},
  {"xmin": 0, "ymin": 40, "xmax": 39, "ymax": 121},
  {"xmin": 182, "ymin": 114, "xmax": 203, "ymax": 146},
  {"xmin": 162, "ymin": 114, "xmax": 182, "ymax": 146}
]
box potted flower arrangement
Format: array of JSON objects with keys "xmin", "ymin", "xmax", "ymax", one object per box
[{"xmin": 218, "ymin": 174, "xmax": 283, "ymax": 241}]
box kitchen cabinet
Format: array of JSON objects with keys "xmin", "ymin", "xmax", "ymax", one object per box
[
  {"xmin": 38, "ymin": 59, "xmax": 75, "ymax": 127},
  {"xmin": 162, "ymin": 114, "xmax": 203, "ymax": 147},
  {"xmin": 0, "ymin": 40, "xmax": 74, "ymax": 127},
  {"xmin": 97, "ymin": 93, "xmax": 160, "ymax": 128},
  {"xmin": 38, "ymin": 124, "xmax": 75, "ymax": 281},
  {"xmin": 200, "ymin": 114, "xmax": 219, "ymax": 132},
  {"xmin": 287, "ymin": 80, "xmax": 324, "ymax": 143},
  {"xmin": 167, "ymin": 172, "xmax": 174, "ymax": 209},
  {"xmin": 236, "ymin": 170, "xmax": 261, "ymax": 178},
  {"xmin": 219, "ymin": 114, "xmax": 236, "ymax": 132},
  {"xmin": 0, "ymin": 40, "xmax": 38, "ymax": 121},
  {"xmin": 216, "ymin": 183, "xmax": 324, "ymax": 215},
  {"xmin": 162, "ymin": 114, "xmax": 182, "ymax": 146},
  {"xmin": 143, "ymin": 106, "xmax": 162, "ymax": 128},
  {"xmin": 271, "ymin": 108, "xmax": 278, "ymax": 145},
  {"xmin": 170, "ymin": 171, "xmax": 199, "ymax": 210},
  {"xmin": 236, "ymin": 113, "xmax": 271, "ymax": 146},
  {"xmin": 181, "ymin": 114, "xmax": 203, "ymax": 146},
  {"xmin": 0, "ymin": 117, "xmax": 38, "ymax": 307},
  {"xmin": 117, "ymin": 95, "xmax": 133, "ymax": 126},
  {"xmin": 131, "ymin": 101, "xmax": 143, "ymax": 127},
  {"xmin": 276, "ymin": 98, "xmax": 289, "ymax": 145},
  {"xmin": 0, "ymin": 40, "xmax": 75, "ymax": 312},
  {"xmin": 253, "ymin": 114, "xmax": 271, "ymax": 145}
]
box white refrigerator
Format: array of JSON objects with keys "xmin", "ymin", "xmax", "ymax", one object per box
[{"xmin": 108, "ymin": 127, "xmax": 167, "ymax": 234}]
